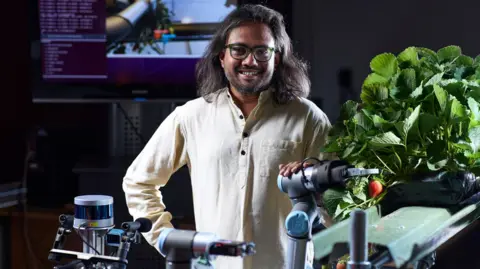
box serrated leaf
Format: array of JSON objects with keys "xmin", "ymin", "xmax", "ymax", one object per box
[
  {"xmin": 398, "ymin": 47, "xmax": 420, "ymax": 67},
  {"xmin": 322, "ymin": 140, "xmax": 342, "ymax": 153},
  {"xmin": 410, "ymin": 84, "xmax": 423, "ymax": 98},
  {"xmin": 354, "ymin": 111, "xmax": 373, "ymax": 131},
  {"xmin": 361, "ymin": 84, "xmax": 389, "ymax": 104},
  {"xmin": 339, "ymin": 100, "xmax": 359, "ymax": 121},
  {"xmin": 369, "ymin": 132, "xmax": 403, "ymax": 148},
  {"xmin": 323, "ymin": 188, "xmax": 350, "ymax": 217},
  {"xmin": 466, "ymin": 86, "xmax": 480, "ymax": 102},
  {"xmin": 351, "ymin": 178, "xmax": 368, "ymax": 201},
  {"xmin": 370, "ymin": 53, "xmax": 398, "ymax": 78},
  {"xmin": 475, "ymin": 55, "xmax": 480, "ymax": 65},
  {"xmin": 456, "ymin": 55, "xmax": 474, "ymax": 67},
  {"xmin": 417, "ymin": 47, "xmax": 438, "ymax": 63},
  {"xmin": 363, "ymin": 73, "xmax": 389, "ymax": 87},
  {"xmin": 398, "ymin": 68, "xmax": 417, "ymax": 90},
  {"xmin": 469, "ymin": 126, "xmax": 480, "ymax": 153},
  {"xmin": 473, "ymin": 55, "xmax": 480, "ymax": 65},
  {"xmin": 424, "ymin": 73, "xmax": 444, "ymax": 86},
  {"xmin": 437, "ymin": 45, "xmax": 461, "ymax": 63},
  {"xmin": 468, "ymin": 97, "xmax": 480, "ymax": 121},
  {"xmin": 372, "ymin": 115, "xmax": 392, "ymax": 130},
  {"xmin": 394, "ymin": 121, "xmax": 407, "ymax": 139},
  {"xmin": 450, "ymin": 98, "xmax": 467, "ymax": 122},
  {"xmin": 405, "ymin": 105, "xmax": 421, "ymax": 135},
  {"xmin": 434, "ymin": 84, "xmax": 448, "ymax": 112},
  {"xmin": 342, "ymin": 143, "xmax": 356, "ymax": 158},
  {"xmin": 441, "ymin": 80, "xmax": 466, "ymax": 103},
  {"xmin": 342, "ymin": 192, "xmax": 354, "ymax": 204}
]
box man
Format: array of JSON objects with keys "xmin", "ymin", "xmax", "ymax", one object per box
[{"xmin": 122, "ymin": 4, "xmax": 332, "ymax": 269}]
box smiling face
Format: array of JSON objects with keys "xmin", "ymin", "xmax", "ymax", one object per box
[{"xmin": 220, "ymin": 22, "xmax": 279, "ymax": 95}]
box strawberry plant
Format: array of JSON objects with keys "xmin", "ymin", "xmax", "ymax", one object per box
[{"xmin": 322, "ymin": 45, "xmax": 480, "ymax": 222}]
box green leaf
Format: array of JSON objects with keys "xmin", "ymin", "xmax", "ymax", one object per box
[
  {"xmin": 434, "ymin": 84, "xmax": 448, "ymax": 112},
  {"xmin": 452, "ymin": 142, "xmax": 472, "ymax": 151},
  {"xmin": 323, "ymin": 188, "xmax": 350, "ymax": 217},
  {"xmin": 363, "ymin": 73, "xmax": 389, "ymax": 87},
  {"xmin": 418, "ymin": 113, "xmax": 440, "ymax": 135},
  {"xmin": 322, "ymin": 140, "xmax": 342, "ymax": 153},
  {"xmin": 441, "ymin": 80, "xmax": 466, "ymax": 103},
  {"xmin": 398, "ymin": 47, "xmax": 420, "ymax": 67},
  {"xmin": 349, "ymin": 177, "xmax": 368, "ymax": 199},
  {"xmin": 427, "ymin": 159, "xmax": 448, "ymax": 171},
  {"xmin": 417, "ymin": 47, "xmax": 438, "ymax": 63},
  {"xmin": 342, "ymin": 143, "xmax": 356, "ymax": 158},
  {"xmin": 474, "ymin": 55, "xmax": 480, "ymax": 65},
  {"xmin": 369, "ymin": 132, "xmax": 403, "ymax": 148},
  {"xmin": 370, "ymin": 53, "xmax": 398, "ymax": 78},
  {"xmin": 437, "ymin": 45, "xmax": 461, "ymax": 63},
  {"xmin": 469, "ymin": 126, "xmax": 480, "ymax": 153},
  {"xmin": 361, "ymin": 84, "xmax": 389, "ymax": 104},
  {"xmin": 354, "ymin": 111, "xmax": 373, "ymax": 131},
  {"xmin": 468, "ymin": 97, "xmax": 480, "ymax": 121},
  {"xmin": 424, "ymin": 73, "xmax": 444, "ymax": 86},
  {"xmin": 372, "ymin": 115, "xmax": 392, "ymax": 130},
  {"xmin": 410, "ymin": 84, "xmax": 424, "ymax": 98},
  {"xmin": 391, "ymin": 69, "xmax": 417, "ymax": 100},
  {"xmin": 398, "ymin": 68, "xmax": 417, "ymax": 90},
  {"xmin": 339, "ymin": 100, "xmax": 359, "ymax": 121},
  {"xmin": 405, "ymin": 105, "xmax": 421, "ymax": 135},
  {"xmin": 456, "ymin": 55, "xmax": 474, "ymax": 66},
  {"xmin": 450, "ymin": 98, "xmax": 467, "ymax": 122},
  {"xmin": 466, "ymin": 85, "xmax": 480, "ymax": 102}
]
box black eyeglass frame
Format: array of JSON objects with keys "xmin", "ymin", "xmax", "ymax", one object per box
[{"xmin": 224, "ymin": 43, "xmax": 277, "ymax": 62}]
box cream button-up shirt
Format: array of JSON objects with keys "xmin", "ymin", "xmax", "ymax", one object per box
[{"xmin": 122, "ymin": 88, "xmax": 333, "ymax": 269}]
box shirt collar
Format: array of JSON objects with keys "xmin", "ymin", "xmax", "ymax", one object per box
[{"xmin": 222, "ymin": 86, "xmax": 274, "ymax": 104}]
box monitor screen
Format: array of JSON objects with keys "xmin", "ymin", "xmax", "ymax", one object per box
[{"xmin": 38, "ymin": 0, "xmax": 237, "ymax": 88}]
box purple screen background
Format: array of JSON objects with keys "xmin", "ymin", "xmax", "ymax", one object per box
[{"xmin": 38, "ymin": 0, "xmax": 203, "ymax": 87}]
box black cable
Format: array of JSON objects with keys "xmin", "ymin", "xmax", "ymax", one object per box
[
  {"xmin": 300, "ymin": 157, "xmax": 322, "ymax": 180},
  {"xmin": 115, "ymin": 102, "xmax": 148, "ymax": 145},
  {"xmin": 74, "ymin": 222, "xmax": 107, "ymax": 268}
]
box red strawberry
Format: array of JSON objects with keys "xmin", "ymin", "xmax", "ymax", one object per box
[{"xmin": 369, "ymin": 180, "xmax": 383, "ymax": 198}]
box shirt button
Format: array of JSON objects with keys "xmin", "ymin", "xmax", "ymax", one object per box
[
  {"xmin": 241, "ymin": 150, "xmax": 246, "ymax": 155},
  {"xmin": 239, "ymin": 115, "xmax": 244, "ymax": 119},
  {"xmin": 242, "ymin": 132, "xmax": 248, "ymax": 138}
]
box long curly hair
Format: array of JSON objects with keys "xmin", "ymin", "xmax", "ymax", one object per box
[{"xmin": 195, "ymin": 4, "xmax": 311, "ymax": 104}]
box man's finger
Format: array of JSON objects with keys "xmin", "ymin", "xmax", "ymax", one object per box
[{"xmin": 303, "ymin": 161, "xmax": 313, "ymax": 167}]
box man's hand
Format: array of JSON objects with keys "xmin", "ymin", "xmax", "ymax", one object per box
[{"xmin": 278, "ymin": 161, "xmax": 314, "ymax": 177}]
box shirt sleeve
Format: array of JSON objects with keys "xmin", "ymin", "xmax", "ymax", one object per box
[{"xmin": 122, "ymin": 106, "xmax": 188, "ymax": 253}]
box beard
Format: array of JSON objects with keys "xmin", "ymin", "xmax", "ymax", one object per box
[{"xmin": 224, "ymin": 66, "xmax": 274, "ymax": 95}]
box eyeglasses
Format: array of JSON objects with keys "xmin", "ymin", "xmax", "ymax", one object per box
[{"xmin": 224, "ymin": 44, "xmax": 276, "ymax": 62}]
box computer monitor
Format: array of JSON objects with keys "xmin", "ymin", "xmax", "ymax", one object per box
[{"xmin": 34, "ymin": 0, "xmax": 238, "ymax": 101}]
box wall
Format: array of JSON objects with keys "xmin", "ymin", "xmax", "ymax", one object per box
[{"xmin": 293, "ymin": 0, "xmax": 480, "ymax": 122}]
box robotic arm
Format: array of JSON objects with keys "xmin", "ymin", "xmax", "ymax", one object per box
[
  {"xmin": 157, "ymin": 228, "xmax": 256, "ymax": 269},
  {"xmin": 277, "ymin": 159, "xmax": 380, "ymax": 269}
]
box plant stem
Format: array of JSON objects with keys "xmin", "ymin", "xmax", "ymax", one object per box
[{"xmin": 372, "ymin": 150, "xmax": 396, "ymax": 174}]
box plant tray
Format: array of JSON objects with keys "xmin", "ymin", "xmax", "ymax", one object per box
[{"xmin": 313, "ymin": 201, "xmax": 480, "ymax": 268}]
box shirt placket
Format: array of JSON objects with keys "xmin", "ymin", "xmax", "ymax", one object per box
[{"xmin": 227, "ymin": 92, "xmax": 249, "ymax": 189}]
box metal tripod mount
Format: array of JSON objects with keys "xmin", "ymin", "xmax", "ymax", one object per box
[
  {"xmin": 277, "ymin": 159, "xmax": 380, "ymax": 269},
  {"xmin": 158, "ymin": 228, "xmax": 256, "ymax": 269}
]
